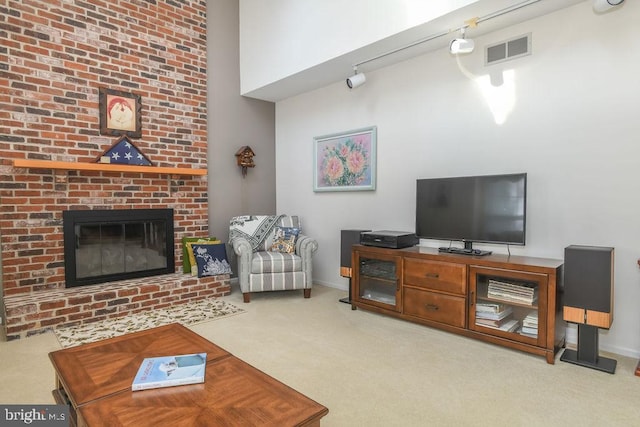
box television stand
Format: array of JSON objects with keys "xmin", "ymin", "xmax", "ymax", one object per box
[
  {"xmin": 438, "ymin": 247, "xmax": 492, "ymax": 256},
  {"xmin": 351, "ymin": 245, "xmax": 565, "ymax": 363}
]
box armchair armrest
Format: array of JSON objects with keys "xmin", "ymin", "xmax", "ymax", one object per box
[
  {"xmin": 231, "ymin": 236, "xmax": 253, "ymax": 257},
  {"xmin": 296, "ymin": 234, "xmax": 318, "ymax": 257},
  {"xmin": 296, "ymin": 234, "xmax": 318, "ymax": 288},
  {"xmin": 231, "ymin": 237, "xmax": 253, "ymax": 293}
]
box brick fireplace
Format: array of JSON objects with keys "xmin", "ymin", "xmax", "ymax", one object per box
[
  {"xmin": 62, "ymin": 208, "xmax": 176, "ymax": 287},
  {"xmin": 0, "ymin": 0, "xmax": 231, "ymax": 340}
]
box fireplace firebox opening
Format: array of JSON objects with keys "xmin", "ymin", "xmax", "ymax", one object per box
[{"xmin": 63, "ymin": 209, "xmax": 175, "ymax": 288}]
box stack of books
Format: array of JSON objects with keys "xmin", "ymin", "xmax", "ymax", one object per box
[
  {"xmin": 475, "ymin": 303, "xmax": 519, "ymax": 332},
  {"xmin": 520, "ymin": 312, "xmax": 538, "ymax": 338},
  {"xmin": 487, "ymin": 279, "xmax": 537, "ymax": 305}
]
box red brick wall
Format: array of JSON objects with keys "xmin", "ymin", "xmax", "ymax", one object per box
[
  {"xmin": 4, "ymin": 273, "xmax": 230, "ymax": 340},
  {"xmin": 0, "ymin": 0, "xmax": 225, "ymax": 336}
]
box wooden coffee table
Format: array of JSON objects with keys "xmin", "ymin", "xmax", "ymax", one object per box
[{"xmin": 50, "ymin": 323, "xmax": 328, "ymax": 426}]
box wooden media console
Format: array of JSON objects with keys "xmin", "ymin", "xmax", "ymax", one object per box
[{"xmin": 351, "ymin": 245, "xmax": 565, "ymax": 364}]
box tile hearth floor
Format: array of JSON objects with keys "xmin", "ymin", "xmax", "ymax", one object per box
[{"xmin": 54, "ymin": 298, "xmax": 246, "ymax": 348}]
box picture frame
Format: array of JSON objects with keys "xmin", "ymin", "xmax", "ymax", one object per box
[
  {"xmin": 313, "ymin": 126, "xmax": 377, "ymax": 192},
  {"xmin": 99, "ymin": 87, "xmax": 142, "ymax": 138}
]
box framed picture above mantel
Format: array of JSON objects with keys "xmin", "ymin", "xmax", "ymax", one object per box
[
  {"xmin": 99, "ymin": 87, "xmax": 142, "ymax": 138},
  {"xmin": 313, "ymin": 126, "xmax": 377, "ymax": 192}
]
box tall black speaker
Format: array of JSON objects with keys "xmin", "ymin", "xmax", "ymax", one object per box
[
  {"xmin": 339, "ymin": 229, "xmax": 370, "ymax": 304},
  {"xmin": 560, "ymin": 245, "xmax": 616, "ymax": 373}
]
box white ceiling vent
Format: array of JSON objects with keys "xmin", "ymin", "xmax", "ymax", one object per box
[{"xmin": 485, "ymin": 34, "xmax": 531, "ymax": 66}]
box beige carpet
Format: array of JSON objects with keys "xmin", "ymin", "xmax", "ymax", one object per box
[
  {"xmin": 2, "ymin": 285, "xmax": 640, "ymax": 426},
  {"xmin": 54, "ymin": 298, "xmax": 245, "ymax": 348}
]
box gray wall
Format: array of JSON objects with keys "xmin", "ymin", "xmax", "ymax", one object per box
[{"xmin": 206, "ymin": 0, "xmax": 276, "ymax": 244}]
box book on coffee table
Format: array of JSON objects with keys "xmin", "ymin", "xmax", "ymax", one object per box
[{"xmin": 132, "ymin": 353, "xmax": 207, "ymax": 391}]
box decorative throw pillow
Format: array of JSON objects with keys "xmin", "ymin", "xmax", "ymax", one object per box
[
  {"xmin": 191, "ymin": 243, "xmax": 232, "ymax": 278},
  {"xmin": 270, "ymin": 226, "xmax": 299, "ymax": 254},
  {"xmin": 186, "ymin": 239, "xmax": 221, "ymax": 275}
]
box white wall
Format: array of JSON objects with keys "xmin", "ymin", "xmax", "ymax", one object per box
[
  {"xmin": 239, "ymin": 0, "xmax": 478, "ymax": 94},
  {"xmin": 275, "ymin": 2, "xmax": 640, "ymax": 358}
]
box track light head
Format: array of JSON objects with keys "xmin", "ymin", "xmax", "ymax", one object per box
[
  {"xmin": 346, "ymin": 68, "xmax": 366, "ymax": 89},
  {"xmin": 593, "ymin": 0, "xmax": 624, "ymax": 13},
  {"xmin": 450, "ymin": 27, "xmax": 474, "ymax": 54},
  {"xmin": 450, "ymin": 38, "xmax": 475, "ymax": 54}
]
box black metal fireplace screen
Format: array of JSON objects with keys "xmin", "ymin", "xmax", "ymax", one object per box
[{"xmin": 63, "ymin": 209, "xmax": 175, "ymax": 288}]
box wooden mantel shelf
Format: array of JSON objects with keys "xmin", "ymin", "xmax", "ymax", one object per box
[{"xmin": 12, "ymin": 159, "xmax": 207, "ymax": 176}]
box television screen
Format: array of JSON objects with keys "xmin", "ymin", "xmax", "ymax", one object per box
[{"xmin": 416, "ymin": 173, "xmax": 526, "ymax": 247}]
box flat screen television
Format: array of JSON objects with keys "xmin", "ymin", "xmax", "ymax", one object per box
[{"xmin": 415, "ymin": 173, "xmax": 526, "ymax": 255}]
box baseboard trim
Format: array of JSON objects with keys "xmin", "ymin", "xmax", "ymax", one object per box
[{"xmin": 564, "ymin": 327, "xmax": 639, "ymax": 360}]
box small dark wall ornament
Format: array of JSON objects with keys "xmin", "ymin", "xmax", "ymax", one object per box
[
  {"xmin": 235, "ymin": 146, "xmax": 255, "ymax": 177},
  {"xmin": 99, "ymin": 87, "xmax": 142, "ymax": 138}
]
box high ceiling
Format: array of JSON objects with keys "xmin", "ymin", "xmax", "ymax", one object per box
[{"xmin": 242, "ymin": 0, "xmax": 587, "ymax": 102}]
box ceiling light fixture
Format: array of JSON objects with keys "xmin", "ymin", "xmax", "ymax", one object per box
[
  {"xmin": 346, "ymin": 66, "xmax": 366, "ymax": 89},
  {"xmin": 593, "ymin": 0, "xmax": 624, "ymax": 13},
  {"xmin": 450, "ymin": 28, "xmax": 475, "ymax": 55},
  {"xmin": 348, "ymin": 0, "xmax": 541, "ymax": 68},
  {"xmin": 344, "ymin": 0, "xmax": 543, "ymax": 87}
]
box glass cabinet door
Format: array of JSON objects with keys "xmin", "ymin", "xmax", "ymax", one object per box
[
  {"xmin": 469, "ymin": 266, "xmax": 547, "ymax": 346},
  {"xmin": 354, "ymin": 252, "xmax": 401, "ymax": 312}
]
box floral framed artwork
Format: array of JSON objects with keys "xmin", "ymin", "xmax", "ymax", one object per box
[
  {"xmin": 313, "ymin": 126, "xmax": 377, "ymax": 192},
  {"xmin": 99, "ymin": 87, "xmax": 142, "ymax": 138}
]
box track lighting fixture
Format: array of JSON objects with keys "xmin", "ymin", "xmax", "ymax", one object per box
[
  {"xmin": 346, "ymin": 67, "xmax": 366, "ymax": 89},
  {"xmin": 593, "ymin": 0, "xmax": 624, "ymax": 13},
  {"xmin": 450, "ymin": 28, "xmax": 475, "ymax": 55},
  {"xmin": 450, "ymin": 38, "xmax": 475, "ymax": 54},
  {"xmin": 342, "ymin": 0, "xmax": 539, "ymax": 82}
]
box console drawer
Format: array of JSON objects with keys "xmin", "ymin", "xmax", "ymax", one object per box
[
  {"xmin": 403, "ymin": 287, "xmax": 466, "ymax": 328},
  {"xmin": 403, "ymin": 258, "xmax": 467, "ymax": 295}
]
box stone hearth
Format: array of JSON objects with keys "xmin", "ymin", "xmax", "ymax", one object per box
[{"xmin": 4, "ymin": 273, "xmax": 230, "ymax": 340}]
